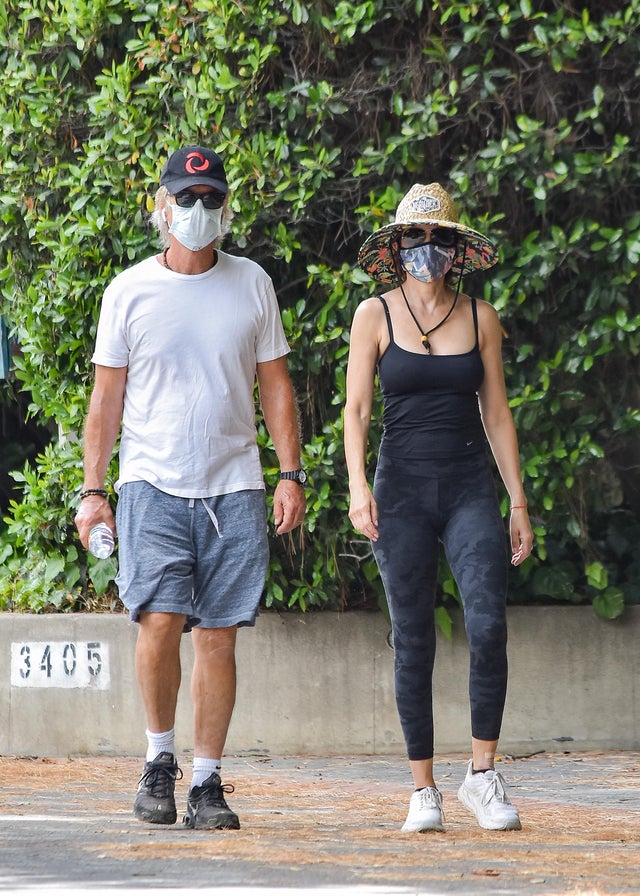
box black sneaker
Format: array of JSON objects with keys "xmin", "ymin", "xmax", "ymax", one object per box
[
  {"xmin": 183, "ymin": 772, "xmax": 240, "ymax": 830},
  {"xmin": 133, "ymin": 751, "xmax": 183, "ymax": 825}
]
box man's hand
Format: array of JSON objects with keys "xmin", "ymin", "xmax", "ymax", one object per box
[
  {"xmin": 272, "ymin": 479, "xmax": 306, "ymax": 535},
  {"xmin": 74, "ymin": 496, "xmax": 116, "ymax": 550}
]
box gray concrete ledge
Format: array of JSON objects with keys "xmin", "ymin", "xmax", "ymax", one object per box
[{"xmin": 1, "ymin": 606, "xmax": 638, "ymax": 757}]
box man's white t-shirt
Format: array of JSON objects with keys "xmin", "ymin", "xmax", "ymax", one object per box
[{"xmin": 92, "ymin": 251, "xmax": 290, "ymax": 497}]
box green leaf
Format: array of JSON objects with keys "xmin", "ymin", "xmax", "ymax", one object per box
[
  {"xmin": 592, "ymin": 588, "xmax": 625, "ymax": 620},
  {"xmin": 87, "ymin": 556, "xmax": 119, "ymax": 597}
]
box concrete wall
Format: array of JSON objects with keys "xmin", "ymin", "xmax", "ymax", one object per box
[{"xmin": 1, "ymin": 606, "xmax": 638, "ymax": 757}]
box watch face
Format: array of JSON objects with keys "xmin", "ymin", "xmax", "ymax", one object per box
[{"xmin": 281, "ymin": 469, "xmax": 307, "ymax": 485}]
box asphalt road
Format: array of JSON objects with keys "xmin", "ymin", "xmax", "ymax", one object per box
[{"xmin": 0, "ymin": 750, "xmax": 639, "ymax": 895}]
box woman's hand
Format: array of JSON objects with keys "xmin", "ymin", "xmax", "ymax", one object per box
[
  {"xmin": 349, "ymin": 487, "xmax": 379, "ymax": 542},
  {"xmin": 509, "ymin": 506, "xmax": 534, "ymax": 566}
]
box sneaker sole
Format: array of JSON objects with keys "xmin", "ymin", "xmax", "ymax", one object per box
[
  {"xmin": 457, "ymin": 788, "xmax": 522, "ymax": 831},
  {"xmin": 133, "ymin": 805, "xmax": 177, "ymax": 825},
  {"xmin": 183, "ymin": 812, "xmax": 240, "ymax": 831},
  {"xmin": 401, "ymin": 820, "xmax": 445, "ymax": 833}
]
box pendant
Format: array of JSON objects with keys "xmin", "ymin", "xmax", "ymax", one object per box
[{"xmin": 422, "ymin": 335, "xmax": 431, "ymax": 354}]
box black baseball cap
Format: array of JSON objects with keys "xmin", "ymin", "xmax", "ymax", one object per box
[{"xmin": 160, "ymin": 145, "xmax": 228, "ymax": 194}]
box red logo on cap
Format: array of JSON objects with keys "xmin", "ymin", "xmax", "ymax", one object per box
[{"xmin": 185, "ymin": 151, "xmax": 210, "ymax": 174}]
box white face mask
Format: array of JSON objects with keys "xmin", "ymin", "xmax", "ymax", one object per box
[{"xmin": 167, "ymin": 200, "xmax": 223, "ymax": 252}]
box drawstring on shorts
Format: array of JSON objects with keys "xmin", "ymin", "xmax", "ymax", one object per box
[{"xmin": 188, "ymin": 498, "xmax": 223, "ymax": 538}]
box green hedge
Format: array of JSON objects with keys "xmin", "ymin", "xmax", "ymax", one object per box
[{"xmin": 1, "ymin": 0, "xmax": 639, "ymax": 620}]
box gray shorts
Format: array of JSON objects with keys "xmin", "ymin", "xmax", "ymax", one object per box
[{"xmin": 115, "ymin": 481, "xmax": 269, "ymax": 631}]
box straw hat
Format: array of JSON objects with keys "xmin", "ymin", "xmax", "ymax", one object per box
[{"xmin": 357, "ymin": 183, "xmax": 498, "ymax": 284}]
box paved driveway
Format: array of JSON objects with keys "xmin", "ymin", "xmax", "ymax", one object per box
[{"xmin": 0, "ymin": 751, "xmax": 638, "ymax": 894}]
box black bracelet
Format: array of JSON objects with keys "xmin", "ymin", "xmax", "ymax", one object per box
[{"xmin": 79, "ymin": 488, "xmax": 109, "ymax": 501}]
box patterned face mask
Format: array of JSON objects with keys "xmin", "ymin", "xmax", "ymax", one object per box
[{"xmin": 399, "ymin": 242, "xmax": 457, "ymax": 283}]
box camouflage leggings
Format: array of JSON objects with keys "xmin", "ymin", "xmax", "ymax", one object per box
[{"xmin": 372, "ymin": 450, "xmax": 509, "ymax": 760}]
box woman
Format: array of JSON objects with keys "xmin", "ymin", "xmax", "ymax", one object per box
[{"xmin": 344, "ymin": 183, "xmax": 533, "ymax": 832}]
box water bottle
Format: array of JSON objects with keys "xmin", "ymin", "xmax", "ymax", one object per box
[{"xmin": 88, "ymin": 522, "xmax": 115, "ymax": 559}]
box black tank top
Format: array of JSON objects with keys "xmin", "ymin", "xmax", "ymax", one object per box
[{"xmin": 377, "ymin": 295, "xmax": 486, "ymax": 459}]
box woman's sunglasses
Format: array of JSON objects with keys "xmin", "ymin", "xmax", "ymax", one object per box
[
  {"xmin": 400, "ymin": 226, "xmax": 458, "ymax": 250},
  {"xmin": 173, "ymin": 189, "xmax": 226, "ymax": 210}
]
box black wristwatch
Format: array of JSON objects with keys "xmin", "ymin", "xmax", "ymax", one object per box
[{"xmin": 279, "ymin": 468, "xmax": 308, "ymax": 486}]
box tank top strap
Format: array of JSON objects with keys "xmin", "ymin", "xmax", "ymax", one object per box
[
  {"xmin": 471, "ymin": 297, "xmax": 479, "ymax": 348},
  {"xmin": 378, "ymin": 294, "xmax": 478, "ymax": 348},
  {"xmin": 377, "ymin": 295, "xmax": 394, "ymax": 343}
]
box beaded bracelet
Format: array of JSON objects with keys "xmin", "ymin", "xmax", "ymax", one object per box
[{"xmin": 79, "ymin": 488, "xmax": 109, "ymax": 501}]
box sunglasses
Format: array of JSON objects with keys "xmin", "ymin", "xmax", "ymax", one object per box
[
  {"xmin": 173, "ymin": 189, "xmax": 226, "ymax": 210},
  {"xmin": 400, "ymin": 226, "xmax": 458, "ymax": 249}
]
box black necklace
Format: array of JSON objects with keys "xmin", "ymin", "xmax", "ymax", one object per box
[
  {"xmin": 394, "ymin": 241, "xmax": 468, "ymax": 354},
  {"xmin": 400, "ymin": 284, "xmax": 459, "ymax": 354},
  {"xmin": 161, "ymin": 247, "xmax": 217, "ymax": 272}
]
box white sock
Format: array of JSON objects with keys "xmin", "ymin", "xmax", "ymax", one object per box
[
  {"xmin": 145, "ymin": 728, "xmax": 176, "ymax": 762},
  {"xmin": 191, "ymin": 757, "xmax": 222, "ymax": 789}
]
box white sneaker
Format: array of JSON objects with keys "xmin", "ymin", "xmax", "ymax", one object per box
[
  {"xmin": 401, "ymin": 786, "xmax": 445, "ymax": 832},
  {"xmin": 457, "ymin": 760, "xmax": 522, "ymax": 830}
]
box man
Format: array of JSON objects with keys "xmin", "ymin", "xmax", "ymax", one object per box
[{"xmin": 75, "ymin": 145, "xmax": 307, "ymax": 831}]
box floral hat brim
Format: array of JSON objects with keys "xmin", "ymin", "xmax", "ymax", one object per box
[{"xmin": 357, "ymin": 183, "xmax": 499, "ymax": 285}]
